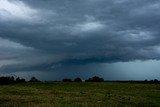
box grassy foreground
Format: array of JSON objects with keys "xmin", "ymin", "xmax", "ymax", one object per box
[{"xmin": 0, "ymin": 82, "xmax": 160, "ymax": 107}]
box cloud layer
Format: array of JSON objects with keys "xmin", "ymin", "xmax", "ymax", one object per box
[{"xmin": 0, "ymin": 0, "xmax": 160, "ymax": 75}]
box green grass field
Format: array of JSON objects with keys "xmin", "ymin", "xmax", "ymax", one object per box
[{"xmin": 0, "ymin": 82, "xmax": 160, "ymax": 107}]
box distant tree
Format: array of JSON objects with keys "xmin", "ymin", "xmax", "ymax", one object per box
[
  {"xmin": 149, "ymin": 80, "xmax": 154, "ymax": 83},
  {"xmin": 16, "ymin": 77, "xmax": 26, "ymax": 83},
  {"xmin": 62, "ymin": 78, "xmax": 72, "ymax": 82},
  {"xmin": 11, "ymin": 76, "xmax": 14, "ymax": 81},
  {"xmin": 144, "ymin": 79, "xmax": 148, "ymax": 82},
  {"xmin": 29, "ymin": 77, "xmax": 41, "ymax": 82},
  {"xmin": 85, "ymin": 76, "xmax": 104, "ymax": 82},
  {"xmin": 20, "ymin": 79, "xmax": 26, "ymax": 82},
  {"xmin": 16, "ymin": 77, "xmax": 20, "ymax": 82},
  {"xmin": 74, "ymin": 77, "xmax": 82, "ymax": 82},
  {"xmin": 85, "ymin": 78, "xmax": 92, "ymax": 82},
  {"xmin": 153, "ymin": 79, "xmax": 159, "ymax": 84},
  {"xmin": 0, "ymin": 76, "xmax": 15, "ymax": 85},
  {"xmin": 92, "ymin": 76, "xmax": 104, "ymax": 82}
]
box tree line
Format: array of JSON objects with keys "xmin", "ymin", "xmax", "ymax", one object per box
[
  {"xmin": 0, "ymin": 76, "xmax": 104, "ymax": 84},
  {"xmin": 0, "ymin": 76, "xmax": 159, "ymax": 85},
  {"xmin": 62, "ymin": 76, "xmax": 104, "ymax": 82},
  {"xmin": 0, "ymin": 76, "xmax": 41, "ymax": 85}
]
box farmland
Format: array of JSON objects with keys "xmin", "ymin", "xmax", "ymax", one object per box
[{"xmin": 0, "ymin": 82, "xmax": 160, "ymax": 107}]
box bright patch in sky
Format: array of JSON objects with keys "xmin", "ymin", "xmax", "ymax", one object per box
[
  {"xmin": 0, "ymin": 0, "xmax": 36, "ymax": 20},
  {"xmin": 0, "ymin": 38, "xmax": 31, "ymax": 49},
  {"xmin": 79, "ymin": 22, "xmax": 104, "ymax": 32},
  {"xmin": 72, "ymin": 21, "xmax": 105, "ymax": 34},
  {"xmin": 0, "ymin": 60, "xmax": 19, "ymax": 68}
]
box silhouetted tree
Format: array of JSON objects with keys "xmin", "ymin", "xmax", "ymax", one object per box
[
  {"xmin": 74, "ymin": 77, "xmax": 82, "ymax": 82},
  {"xmin": 92, "ymin": 76, "xmax": 104, "ymax": 82},
  {"xmin": 16, "ymin": 77, "xmax": 26, "ymax": 83},
  {"xmin": 144, "ymin": 79, "xmax": 148, "ymax": 83},
  {"xmin": 29, "ymin": 77, "xmax": 41, "ymax": 82},
  {"xmin": 16, "ymin": 77, "xmax": 20, "ymax": 82},
  {"xmin": 153, "ymin": 79, "xmax": 159, "ymax": 84},
  {"xmin": 62, "ymin": 78, "xmax": 72, "ymax": 82},
  {"xmin": 85, "ymin": 78, "xmax": 92, "ymax": 82},
  {"xmin": 0, "ymin": 76, "xmax": 15, "ymax": 85},
  {"xmin": 85, "ymin": 76, "xmax": 104, "ymax": 82}
]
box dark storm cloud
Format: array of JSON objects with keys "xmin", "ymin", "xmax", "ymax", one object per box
[{"xmin": 1, "ymin": 0, "xmax": 160, "ymax": 73}]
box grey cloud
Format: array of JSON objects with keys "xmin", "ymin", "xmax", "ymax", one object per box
[{"xmin": 0, "ymin": 0, "xmax": 160, "ymax": 73}]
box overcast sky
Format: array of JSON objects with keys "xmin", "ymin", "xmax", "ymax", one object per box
[{"xmin": 0, "ymin": 0, "xmax": 160, "ymax": 81}]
